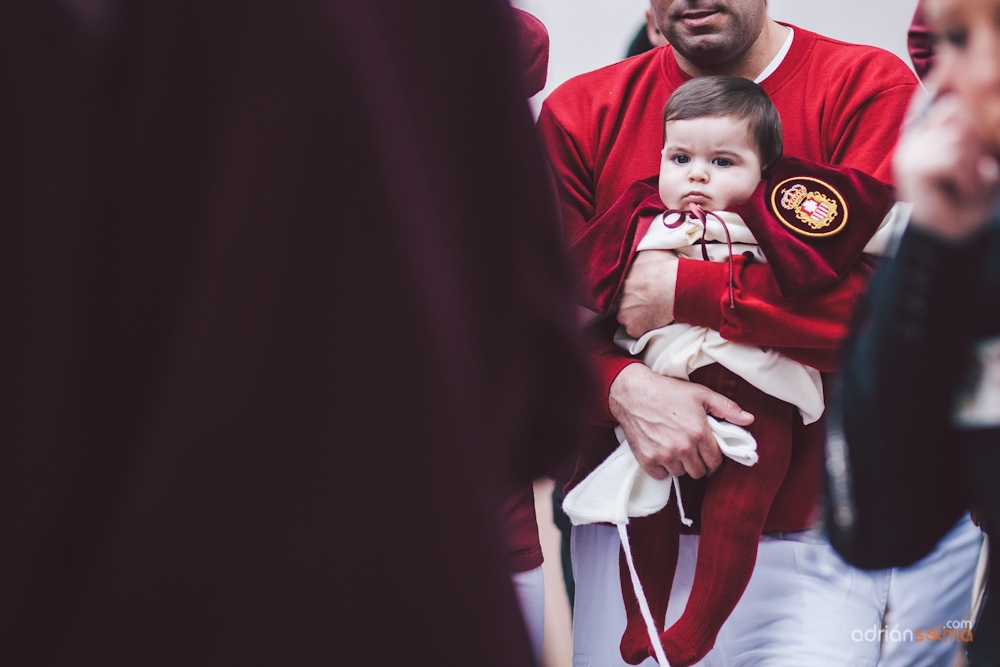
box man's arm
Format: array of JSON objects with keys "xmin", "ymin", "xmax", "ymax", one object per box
[
  {"xmin": 619, "ymin": 251, "xmax": 878, "ymax": 373},
  {"xmin": 829, "ymin": 84, "xmax": 920, "ymax": 184},
  {"xmin": 536, "ymin": 103, "xmax": 597, "ymax": 240},
  {"xmin": 801, "ymin": 43, "xmax": 920, "ymax": 183}
]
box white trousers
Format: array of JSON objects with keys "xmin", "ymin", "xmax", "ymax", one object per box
[
  {"xmin": 512, "ymin": 565, "xmax": 545, "ymax": 664},
  {"xmin": 878, "ymin": 513, "xmax": 983, "ymax": 667},
  {"xmin": 570, "ymin": 524, "xmax": 891, "ymax": 667}
]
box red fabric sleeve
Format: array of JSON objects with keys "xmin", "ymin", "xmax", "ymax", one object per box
[
  {"xmin": 828, "ymin": 84, "xmax": 919, "ymax": 184},
  {"xmin": 511, "ymin": 9, "xmax": 549, "ymax": 98},
  {"xmin": 537, "ymin": 104, "xmax": 596, "ymax": 240},
  {"xmin": 539, "ymin": 99, "xmax": 640, "ymax": 426},
  {"xmin": 674, "ymin": 254, "xmax": 878, "ymax": 372},
  {"xmin": 772, "ymin": 36, "xmax": 918, "ymax": 185},
  {"xmin": 578, "ymin": 244, "xmax": 878, "ymax": 422},
  {"xmin": 583, "ymin": 317, "xmax": 643, "ymax": 426}
]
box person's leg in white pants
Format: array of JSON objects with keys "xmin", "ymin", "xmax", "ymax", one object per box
[
  {"xmin": 570, "ymin": 523, "xmax": 891, "ymax": 666},
  {"xmin": 878, "ymin": 513, "xmax": 983, "ymax": 667},
  {"xmin": 511, "ymin": 565, "xmax": 545, "ymax": 664}
]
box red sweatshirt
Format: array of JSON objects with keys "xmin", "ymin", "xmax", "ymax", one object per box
[{"xmin": 539, "ymin": 24, "xmax": 918, "ymax": 531}]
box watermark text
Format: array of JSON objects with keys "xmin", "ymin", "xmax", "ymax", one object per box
[{"xmin": 852, "ymin": 622, "xmax": 973, "ymax": 643}]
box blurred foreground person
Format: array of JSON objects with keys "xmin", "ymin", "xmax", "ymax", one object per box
[
  {"xmin": 827, "ymin": 0, "xmax": 1000, "ymax": 663},
  {"xmin": 0, "ymin": 1, "xmax": 588, "ymax": 665}
]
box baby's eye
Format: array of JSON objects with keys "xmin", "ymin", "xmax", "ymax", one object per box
[
  {"xmin": 712, "ymin": 157, "xmax": 734, "ymax": 167},
  {"xmin": 671, "ymin": 154, "xmax": 691, "ymax": 165}
]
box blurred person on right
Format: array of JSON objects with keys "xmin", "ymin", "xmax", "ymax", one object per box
[
  {"xmin": 826, "ymin": 0, "xmax": 1000, "ymax": 663},
  {"xmin": 879, "ymin": 5, "xmax": 989, "ymax": 667}
]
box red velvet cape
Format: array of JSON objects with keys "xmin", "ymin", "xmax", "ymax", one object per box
[{"xmin": 569, "ymin": 156, "xmax": 896, "ymax": 315}]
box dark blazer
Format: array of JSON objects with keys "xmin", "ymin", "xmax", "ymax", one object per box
[{"xmin": 827, "ymin": 216, "xmax": 1000, "ymax": 663}]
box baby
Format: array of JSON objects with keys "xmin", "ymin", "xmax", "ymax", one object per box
[
  {"xmin": 626, "ymin": 77, "xmax": 824, "ymax": 428},
  {"xmin": 564, "ymin": 76, "xmax": 901, "ymax": 666}
]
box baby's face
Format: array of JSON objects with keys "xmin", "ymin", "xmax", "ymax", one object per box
[{"xmin": 658, "ymin": 116, "xmax": 763, "ymax": 211}]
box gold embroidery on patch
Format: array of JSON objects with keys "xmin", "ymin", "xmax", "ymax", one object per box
[
  {"xmin": 770, "ymin": 177, "xmax": 848, "ymax": 238},
  {"xmin": 792, "ymin": 191, "xmax": 838, "ymax": 230}
]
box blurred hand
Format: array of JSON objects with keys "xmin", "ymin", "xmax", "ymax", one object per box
[
  {"xmin": 609, "ymin": 364, "xmax": 754, "ymax": 480},
  {"xmin": 617, "ymin": 250, "xmax": 680, "ymax": 337},
  {"xmin": 894, "ymin": 93, "xmax": 1000, "ymax": 241}
]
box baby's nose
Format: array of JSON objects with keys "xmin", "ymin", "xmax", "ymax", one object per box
[{"xmin": 689, "ymin": 166, "xmax": 708, "ymax": 182}]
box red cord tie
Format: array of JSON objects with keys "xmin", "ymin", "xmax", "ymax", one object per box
[{"xmin": 661, "ymin": 203, "xmax": 736, "ymax": 310}]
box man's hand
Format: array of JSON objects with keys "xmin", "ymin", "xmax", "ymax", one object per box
[
  {"xmin": 894, "ymin": 93, "xmax": 1000, "ymax": 241},
  {"xmin": 617, "ymin": 250, "xmax": 679, "ymax": 338},
  {"xmin": 609, "ymin": 364, "xmax": 754, "ymax": 480}
]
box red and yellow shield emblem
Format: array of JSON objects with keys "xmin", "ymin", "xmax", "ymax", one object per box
[{"xmin": 770, "ymin": 177, "xmax": 848, "ymax": 237}]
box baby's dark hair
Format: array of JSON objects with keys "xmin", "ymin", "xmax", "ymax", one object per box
[{"xmin": 662, "ymin": 76, "xmax": 783, "ymax": 171}]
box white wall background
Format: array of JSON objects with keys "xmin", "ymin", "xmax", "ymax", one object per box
[{"xmin": 513, "ymin": 0, "xmax": 922, "ymax": 114}]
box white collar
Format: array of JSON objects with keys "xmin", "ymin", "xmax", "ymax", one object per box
[{"xmin": 754, "ymin": 26, "xmax": 794, "ymax": 84}]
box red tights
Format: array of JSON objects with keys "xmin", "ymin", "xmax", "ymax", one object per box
[{"xmin": 618, "ymin": 365, "xmax": 795, "ymax": 666}]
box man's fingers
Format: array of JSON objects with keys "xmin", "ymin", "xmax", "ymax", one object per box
[
  {"xmin": 636, "ymin": 455, "xmax": 672, "ymax": 480},
  {"xmin": 636, "ymin": 444, "xmax": 693, "ymax": 479},
  {"xmin": 703, "ymin": 389, "xmax": 754, "ymax": 426},
  {"xmin": 662, "ymin": 461, "xmax": 685, "ymax": 478},
  {"xmin": 646, "ymin": 466, "xmax": 671, "ymax": 480},
  {"xmin": 698, "ymin": 435, "xmax": 724, "ymax": 473},
  {"xmin": 684, "ymin": 418, "xmax": 719, "ymax": 476},
  {"xmin": 682, "ymin": 454, "xmax": 708, "ymax": 480},
  {"xmin": 699, "ymin": 388, "xmax": 749, "ymax": 473},
  {"xmin": 635, "ymin": 438, "xmax": 705, "ymax": 479}
]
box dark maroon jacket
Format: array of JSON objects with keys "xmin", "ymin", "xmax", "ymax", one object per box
[{"xmin": 0, "ymin": 1, "xmax": 588, "ymax": 664}]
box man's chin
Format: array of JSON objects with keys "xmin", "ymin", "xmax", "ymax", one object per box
[
  {"xmin": 676, "ymin": 36, "xmax": 730, "ymax": 55},
  {"xmin": 673, "ymin": 39, "xmax": 749, "ymax": 73}
]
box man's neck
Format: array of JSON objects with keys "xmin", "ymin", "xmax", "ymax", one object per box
[{"xmin": 674, "ymin": 20, "xmax": 790, "ymax": 80}]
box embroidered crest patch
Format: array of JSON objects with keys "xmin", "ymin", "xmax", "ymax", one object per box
[{"xmin": 770, "ymin": 177, "xmax": 848, "ymax": 237}]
